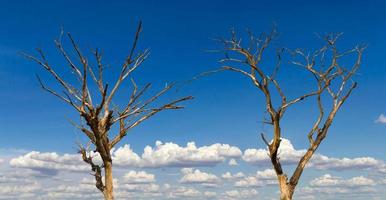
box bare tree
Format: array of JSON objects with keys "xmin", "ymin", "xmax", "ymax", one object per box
[
  {"xmin": 23, "ymin": 22, "xmax": 192, "ymax": 200},
  {"xmin": 217, "ymin": 29, "xmax": 365, "ymax": 200}
]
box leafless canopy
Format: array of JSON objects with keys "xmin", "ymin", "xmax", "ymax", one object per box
[
  {"xmin": 23, "ymin": 22, "xmax": 192, "ymax": 199},
  {"xmin": 217, "ymin": 28, "xmax": 365, "ymax": 199}
]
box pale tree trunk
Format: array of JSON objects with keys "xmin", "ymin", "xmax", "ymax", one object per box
[
  {"xmin": 278, "ymin": 175, "xmax": 294, "ymax": 200},
  {"xmin": 271, "ymin": 121, "xmax": 295, "ymax": 200},
  {"xmin": 103, "ymin": 161, "xmax": 114, "ymax": 200}
]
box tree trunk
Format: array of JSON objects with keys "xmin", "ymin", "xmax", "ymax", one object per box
[
  {"xmin": 278, "ymin": 175, "xmax": 294, "ymax": 200},
  {"xmin": 103, "ymin": 161, "xmax": 114, "ymax": 200}
]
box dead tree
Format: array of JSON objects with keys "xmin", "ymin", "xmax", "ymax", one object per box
[
  {"xmin": 217, "ymin": 29, "xmax": 365, "ymax": 200},
  {"xmin": 23, "ymin": 22, "xmax": 192, "ymax": 200}
]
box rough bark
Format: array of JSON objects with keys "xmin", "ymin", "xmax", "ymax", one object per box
[
  {"xmin": 103, "ymin": 161, "xmax": 114, "ymax": 200},
  {"xmin": 278, "ymin": 175, "xmax": 294, "ymax": 200}
]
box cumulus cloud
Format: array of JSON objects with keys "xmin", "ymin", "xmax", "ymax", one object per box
[
  {"xmin": 203, "ymin": 191, "xmax": 217, "ymax": 198},
  {"xmin": 9, "ymin": 151, "xmax": 88, "ymax": 174},
  {"xmin": 242, "ymin": 138, "xmax": 385, "ymax": 172},
  {"xmin": 300, "ymin": 174, "xmax": 378, "ymax": 198},
  {"xmin": 300, "ymin": 186, "xmax": 374, "ymax": 195},
  {"xmin": 228, "ymin": 159, "xmax": 238, "ymax": 166},
  {"xmin": 5, "ymin": 138, "xmax": 386, "ymax": 200},
  {"xmin": 138, "ymin": 141, "xmax": 241, "ymax": 167},
  {"xmin": 310, "ymin": 155, "xmax": 383, "ymax": 170},
  {"xmin": 42, "ymin": 175, "xmax": 162, "ymax": 199},
  {"xmin": 119, "ymin": 183, "xmax": 161, "ymax": 193},
  {"xmin": 164, "ymin": 186, "xmax": 212, "ymax": 199},
  {"xmin": 376, "ymin": 164, "xmax": 386, "ymax": 174},
  {"xmin": 180, "ymin": 168, "xmax": 219, "ymax": 185},
  {"xmin": 255, "ymin": 169, "xmax": 276, "ymax": 180},
  {"xmin": 375, "ymin": 114, "xmax": 386, "ymax": 123},
  {"xmin": 0, "ymin": 168, "xmax": 47, "ymax": 200},
  {"xmin": 234, "ymin": 169, "xmax": 277, "ymax": 188},
  {"xmin": 234, "ymin": 176, "xmax": 264, "ymax": 188},
  {"xmin": 224, "ymin": 189, "xmax": 258, "ymax": 199},
  {"xmin": 43, "ymin": 183, "xmax": 99, "ymax": 199},
  {"xmin": 310, "ymin": 174, "xmax": 375, "ymax": 188},
  {"xmin": 122, "ymin": 170, "xmax": 156, "ymax": 184},
  {"xmin": 10, "ymin": 141, "xmax": 242, "ymax": 173},
  {"xmin": 113, "ymin": 141, "xmax": 242, "ymax": 168},
  {"xmin": 0, "ymin": 143, "xmax": 386, "ymax": 200},
  {"xmin": 11, "ymin": 138, "xmax": 384, "ymax": 175},
  {"xmin": 0, "ymin": 169, "xmax": 159, "ymax": 200},
  {"xmin": 242, "ymin": 138, "xmax": 305, "ymax": 165},
  {"xmin": 170, "ymin": 187, "xmax": 201, "ymax": 197},
  {"xmin": 0, "ymin": 181, "xmax": 41, "ymax": 200},
  {"xmin": 222, "ymin": 172, "xmax": 245, "ymax": 180}
]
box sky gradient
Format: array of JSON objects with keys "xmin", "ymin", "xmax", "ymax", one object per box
[{"xmin": 1, "ymin": 0, "xmax": 386, "ymax": 199}]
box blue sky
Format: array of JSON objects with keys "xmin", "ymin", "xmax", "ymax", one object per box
[{"xmin": 1, "ymin": 0, "xmax": 386, "ymax": 199}]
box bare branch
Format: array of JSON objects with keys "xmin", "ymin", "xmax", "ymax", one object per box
[
  {"xmin": 54, "ymin": 30, "xmax": 83, "ymax": 81},
  {"xmin": 67, "ymin": 33, "xmax": 93, "ymax": 108},
  {"xmin": 261, "ymin": 132, "xmax": 270, "ymax": 147},
  {"xmin": 36, "ymin": 74, "xmax": 81, "ymax": 111},
  {"xmin": 110, "ymin": 95, "xmax": 193, "ymax": 148},
  {"xmin": 282, "ymin": 90, "xmax": 320, "ymax": 109},
  {"xmin": 222, "ymin": 66, "xmax": 261, "ymax": 88},
  {"xmin": 105, "ymin": 21, "xmax": 146, "ymax": 109}
]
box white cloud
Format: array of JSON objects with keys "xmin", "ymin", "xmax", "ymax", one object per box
[
  {"xmin": 110, "ymin": 144, "xmax": 141, "ymax": 167},
  {"xmin": 375, "ymin": 114, "xmax": 386, "ymax": 123},
  {"xmin": 300, "ymin": 186, "xmax": 354, "ymax": 195},
  {"xmin": 9, "ymin": 151, "xmax": 88, "ymax": 173},
  {"xmin": 0, "ymin": 181, "xmax": 41, "ymax": 199},
  {"xmin": 300, "ymin": 174, "xmax": 378, "ymax": 198},
  {"xmin": 310, "ymin": 174, "xmax": 375, "ymax": 188},
  {"xmin": 255, "ymin": 169, "xmax": 276, "ymax": 180},
  {"xmin": 242, "ymin": 138, "xmax": 385, "ymax": 172},
  {"xmin": 5, "ymin": 138, "xmax": 386, "ymax": 200},
  {"xmin": 39, "ymin": 175, "xmax": 162, "ymax": 199},
  {"xmin": 122, "ymin": 170, "xmax": 156, "ymax": 184},
  {"xmin": 222, "ymin": 172, "xmax": 245, "ymax": 180},
  {"xmin": 10, "ymin": 141, "xmax": 242, "ymax": 173},
  {"xmin": 113, "ymin": 141, "xmax": 242, "ymax": 168},
  {"xmin": 43, "ymin": 183, "xmax": 98, "ymax": 198},
  {"xmin": 228, "ymin": 159, "xmax": 238, "ymax": 166},
  {"xmin": 137, "ymin": 141, "xmax": 242, "ymax": 167},
  {"xmin": 0, "ymin": 168, "xmax": 47, "ymax": 200},
  {"xmin": 376, "ymin": 165, "xmax": 386, "ymax": 174},
  {"xmin": 234, "ymin": 169, "xmax": 277, "ymax": 188},
  {"xmin": 162, "ymin": 185, "xmax": 215, "ymax": 199},
  {"xmin": 180, "ymin": 168, "xmax": 219, "ymax": 184},
  {"xmin": 11, "ymin": 138, "xmax": 384, "ymax": 176},
  {"xmin": 119, "ymin": 183, "xmax": 160, "ymax": 193},
  {"xmin": 203, "ymin": 191, "xmax": 217, "ymax": 198},
  {"xmin": 224, "ymin": 189, "xmax": 258, "ymax": 199},
  {"xmin": 378, "ymin": 177, "xmax": 386, "ymax": 185},
  {"xmin": 165, "ymin": 186, "xmax": 202, "ymax": 198},
  {"xmin": 310, "ymin": 155, "xmax": 383, "ymax": 170},
  {"xmin": 242, "ymin": 138, "xmax": 305, "ymax": 165},
  {"xmin": 234, "ymin": 176, "xmax": 263, "ymax": 188}
]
